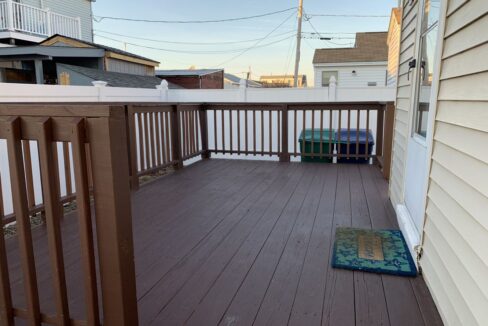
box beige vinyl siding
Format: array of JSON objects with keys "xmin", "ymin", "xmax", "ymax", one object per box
[
  {"xmin": 420, "ymin": 0, "xmax": 488, "ymax": 325},
  {"xmin": 389, "ymin": 0, "xmax": 418, "ymax": 207},
  {"xmin": 106, "ymin": 58, "xmax": 155, "ymax": 76}
]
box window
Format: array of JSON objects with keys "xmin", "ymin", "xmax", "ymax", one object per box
[
  {"xmin": 321, "ymin": 71, "xmax": 338, "ymax": 87},
  {"xmin": 413, "ymin": 0, "xmax": 440, "ymax": 137}
]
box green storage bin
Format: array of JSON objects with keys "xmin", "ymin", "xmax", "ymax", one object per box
[{"xmin": 298, "ymin": 129, "xmax": 335, "ymax": 163}]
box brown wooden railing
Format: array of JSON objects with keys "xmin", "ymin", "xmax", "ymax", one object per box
[
  {"xmin": 0, "ymin": 101, "xmax": 394, "ymax": 325},
  {"xmin": 0, "ymin": 104, "xmax": 137, "ymax": 326}
]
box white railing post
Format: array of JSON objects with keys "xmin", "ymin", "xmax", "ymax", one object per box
[
  {"xmin": 92, "ymin": 81, "xmax": 108, "ymax": 101},
  {"xmin": 156, "ymin": 80, "xmax": 169, "ymax": 102},
  {"xmin": 239, "ymin": 78, "xmax": 247, "ymax": 102},
  {"xmin": 76, "ymin": 17, "xmax": 81, "ymax": 39},
  {"xmin": 46, "ymin": 8, "xmax": 52, "ymax": 36},
  {"xmin": 6, "ymin": 0, "xmax": 14, "ymax": 31}
]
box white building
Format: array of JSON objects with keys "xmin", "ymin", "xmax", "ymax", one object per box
[{"xmin": 313, "ymin": 27, "xmax": 400, "ymax": 88}]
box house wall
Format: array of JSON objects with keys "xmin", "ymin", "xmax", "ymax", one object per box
[
  {"xmin": 19, "ymin": 0, "xmax": 93, "ymax": 42},
  {"xmin": 160, "ymin": 72, "xmax": 224, "ymax": 89},
  {"xmin": 420, "ymin": 0, "xmax": 488, "ymax": 325},
  {"xmin": 387, "ymin": 13, "xmax": 401, "ymax": 87},
  {"xmin": 106, "ymin": 58, "xmax": 154, "ymax": 76},
  {"xmin": 389, "ymin": 0, "xmax": 418, "ymax": 209},
  {"xmin": 313, "ymin": 64, "xmax": 388, "ymax": 88},
  {"xmin": 200, "ymin": 71, "xmax": 224, "ymax": 89}
]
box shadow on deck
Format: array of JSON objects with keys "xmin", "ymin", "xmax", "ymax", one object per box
[{"xmin": 6, "ymin": 159, "xmax": 442, "ymax": 325}]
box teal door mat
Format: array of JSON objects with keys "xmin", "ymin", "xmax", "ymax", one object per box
[{"xmin": 332, "ymin": 227, "xmax": 417, "ymax": 277}]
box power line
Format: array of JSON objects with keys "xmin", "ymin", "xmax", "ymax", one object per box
[
  {"xmin": 94, "ymin": 29, "xmax": 296, "ymax": 45},
  {"xmin": 304, "ymin": 11, "xmax": 355, "ymax": 47},
  {"xmin": 93, "ymin": 7, "xmax": 297, "ymax": 24},
  {"xmin": 307, "ymin": 13, "xmax": 389, "ymax": 18},
  {"xmin": 214, "ymin": 11, "xmax": 297, "ymax": 67},
  {"xmin": 94, "ymin": 33, "xmax": 294, "ymax": 54}
]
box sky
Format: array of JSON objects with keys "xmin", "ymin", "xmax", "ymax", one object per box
[{"xmin": 92, "ymin": 0, "xmax": 398, "ymax": 82}]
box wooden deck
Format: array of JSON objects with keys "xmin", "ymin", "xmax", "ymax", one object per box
[{"xmin": 6, "ymin": 159, "xmax": 442, "ymax": 325}]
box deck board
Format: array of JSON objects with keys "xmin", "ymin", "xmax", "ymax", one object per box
[{"xmin": 5, "ymin": 159, "xmax": 442, "ymax": 325}]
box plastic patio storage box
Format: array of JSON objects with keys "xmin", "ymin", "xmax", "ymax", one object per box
[
  {"xmin": 335, "ymin": 129, "xmax": 374, "ymax": 164},
  {"xmin": 298, "ymin": 129, "xmax": 335, "ymax": 163}
]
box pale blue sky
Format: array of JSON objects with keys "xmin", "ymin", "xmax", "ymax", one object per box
[{"xmin": 92, "ymin": 0, "xmax": 398, "ymax": 81}]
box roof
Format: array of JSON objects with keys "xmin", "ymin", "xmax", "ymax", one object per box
[
  {"xmin": 313, "ymin": 32, "xmax": 388, "ymax": 64},
  {"xmin": 224, "ymin": 73, "xmax": 262, "ymax": 87},
  {"xmin": 156, "ymin": 69, "xmax": 223, "ymax": 77},
  {"xmin": 41, "ymin": 34, "xmax": 159, "ymax": 65},
  {"xmin": 260, "ymin": 75, "xmax": 306, "ymax": 79},
  {"xmin": 58, "ymin": 64, "xmax": 182, "ymax": 89},
  {"xmin": 0, "ymin": 46, "xmax": 104, "ymax": 60}
]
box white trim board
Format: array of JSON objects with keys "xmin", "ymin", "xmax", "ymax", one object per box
[{"xmin": 395, "ymin": 203, "xmax": 420, "ymax": 268}]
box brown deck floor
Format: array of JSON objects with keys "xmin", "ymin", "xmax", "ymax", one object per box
[{"xmin": 6, "ymin": 159, "xmax": 443, "ymax": 325}]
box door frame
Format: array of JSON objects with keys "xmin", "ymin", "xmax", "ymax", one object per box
[{"xmin": 396, "ymin": 0, "xmax": 448, "ymax": 265}]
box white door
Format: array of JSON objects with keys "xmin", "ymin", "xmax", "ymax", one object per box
[{"xmin": 398, "ymin": 0, "xmax": 441, "ymax": 257}]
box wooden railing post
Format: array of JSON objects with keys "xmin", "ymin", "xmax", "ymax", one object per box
[
  {"xmin": 279, "ymin": 105, "xmax": 290, "ymax": 162},
  {"xmin": 199, "ymin": 104, "xmax": 210, "ymax": 159},
  {"xmin": 171, "ymin": 105, "xmax": 183, "ymax": 169},
  {"xmin": 126, "ymin": 105, "xmax": 139, "ymax": 190},
  {"xmin": 87, "ymin": 106, "xmax": 138, "ymax": 326},
  {"xmin": 382, "ymin": 102, "xmax": 395, "ymax": 180}
]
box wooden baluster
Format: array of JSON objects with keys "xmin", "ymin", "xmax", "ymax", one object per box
[
  {"xmin": 213, "ymin": 109, "xmax": 217, "ymax": 153},
  {"xmin": 320, "ymin": 109, "xmax": 323, "ymax": 159},
  {"xmin": 302, "ymin": 110, "xmax": 306, "ymax": 159},
  {"xmin": 221, "ymin": 110, "xmax": 225, "ymax": 154},
  {"xmin": 329, "ymin": 110, "xmax": 333, "ymax": 157},
  {"xmin": 188, "ymin": 111, "xmax": 193, "ymax": 156},
  {"xmin": 269, "ymin": 110, "xmax": 272, "ymax": 156},
  {"xmin": 155, "ymin": 112, "xmax": 161, "ymax": 166},
  {"xmin": 280, "ymin": 105, "xmax": 290, "ymax": 162},
  {"xmin": 245, "ymin": 110, "xmax": 248, "ymax": 154},
  {"xmin": 5, "ymin": 117, "xmax": 41, "ymax": 325},
  {"xmin": 375, "ymin": 106, "xmax": 384, "ymax": 163},
  {"xmin": 63, "ymin": 142, "xmax": 72, "ymax": 195},
  {"xmin": 22, "ymin": 140, "xmax": 35, "ymax": 209},
  {"xmin": 87, "ymin": 108, "xmax": 138, "ymax": 326},
  {"xmin": 366, "ymin": 109, "xmax": 370, "ymax": 162},
  {"xmin": 159, "ymin": 111, "xmax": 166, "ymax": 165},
  {"xmin": 137, "ymin": 113, "xmax": 144, "ymax": 171},
  {"xmin": 356, "ymin": 110, "xmax": 360, "ymax": 159},
  {"xmin": 182, "ymin": 111, "xmax": 187, "ymax": 158},
  {"xmin": 71, "ymin": 118, "xmax": 100, "ymax": 326},
  {"xmin": 338, "ymin": 109, "xmax": 342, "ymax": 157},
  {"xmin": 237, "ymin": 109, "xmax": 241, "ymax": 154},
  {"xmin": 294, "ymin": 110, "xmax": 297, "ymax": 156},
  {"xmin": 37, "ymin": 118, "xmax": 70, "ymax": 325},
  {"xmin": 347, "ymin": 109, "xmax": 351, "ymax": 160},
  {"xmin": 165, "ymin": 111, "xmax": 171, "ymax": 163},
  {"xmin": 261, "ymin": 110, "xmax": 264, "ymax": 156},
  {"xmin": 253, "ymin": 110, "xmax": 256, "ymax": 156},
  {"xmin": 127, "ymin": 108, "xmax": 139, "ymax": 190},
  {"xmin": 144, "ymin": 112, "xmax": 151, "ymax": 169},
  {"xmin": 277, "ymin": 110, "xmax": 281, "ymax": 154},
  {"xmin": 199, "ymin": 106, "xmax": 210, "ymax": 159},
  {"xmin": 0, "ymin": 174, "xmax": 13, "ymax": 326},
  {"xmin": 229, "ymin": 109, "xmax": 233, "ymax": 154},
  {"xmin": 311, "ymin": 109, "xmax": 315, "ymax": 158},
  {"xmin": 171, "ymin": 106, "xmax": 183, "ymax": 169},
  {"xmin": 149, "ymin": 112, "xmax": 156, "ymax": 168}
]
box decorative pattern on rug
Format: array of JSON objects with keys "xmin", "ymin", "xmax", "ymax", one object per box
[{"xmin": 332, "ymin": 227, "xmax": 417, "ymax": 277}]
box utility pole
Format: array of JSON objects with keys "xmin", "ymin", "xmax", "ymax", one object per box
[{"xmin": 293, "ymin": 0, "xmax": 304, "ymax": 88}]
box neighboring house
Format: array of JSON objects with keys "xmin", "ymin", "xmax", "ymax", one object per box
[
  {"xmin": 0, "ymin": 0, "xmax": 94, "ymax": 44},
  {"xmin": 0, "ymin": 34, "xmax": 160, "ymax": 85},
  {"xmin": 259, "ymin": 74, "xmax": 307, "ymax": 88},
  {"xmin": 387, "ymin": 8, "xmax": 402, "ymax": 87},
  {"xmin": 390, "ymin": 0, "xmax": 488, "ymax": 325},
  {"xmin": 56, "ymin": 63, "xmax": 181, "ymax": 88},
  {"xmin": 156, "ymin": 69, "xmax": 224, "ymax": 89},
  {"xmin": 313, "ymin": 32, "xmax": 389, "ymax": 88},
  {"xmin": 224, "ymin": 73, "xmax": 262, "ymax": 89}
]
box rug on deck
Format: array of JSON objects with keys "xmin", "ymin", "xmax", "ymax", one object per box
[{"xmin": 332, "ymin": 227, "xmax": 417, "ymax": 277}]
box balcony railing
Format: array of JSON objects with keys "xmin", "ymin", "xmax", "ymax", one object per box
[
  {"xmin": 0, "ymin": 0, "xmax": 81, "ymax": 39},
  {"xmin": 0, "ymin": 101, "xmax": 394, "ymax": 325}
]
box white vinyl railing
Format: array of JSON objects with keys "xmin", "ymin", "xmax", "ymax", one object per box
[{"xmin": 0, "ymin": 0, "xmax": 81, "ymax": 39}]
